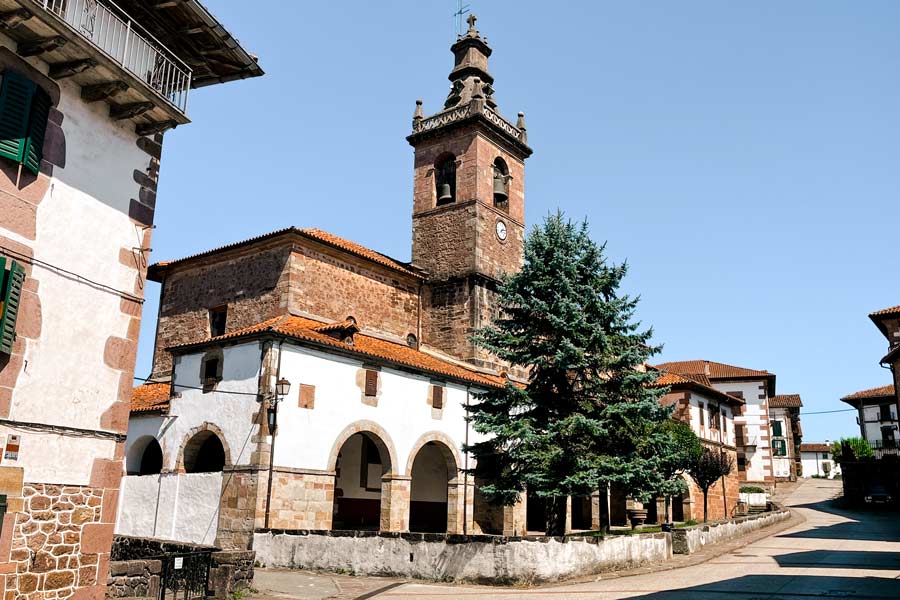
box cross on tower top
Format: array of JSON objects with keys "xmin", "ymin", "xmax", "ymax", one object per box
[{"xmin": 467, "ymin": 13, "xmax": 477, "ymax": 33}]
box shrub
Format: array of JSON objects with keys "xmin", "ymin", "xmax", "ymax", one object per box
[{"xmin": 740, "ymin": 486, "xmax": 765, "ymax": 494}]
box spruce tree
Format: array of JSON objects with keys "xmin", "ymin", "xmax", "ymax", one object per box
[{"xmin": 465, "ymin": 212, "xmax": 673, "ymax": 535}]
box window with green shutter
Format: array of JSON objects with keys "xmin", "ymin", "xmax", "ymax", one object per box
[
  {"xmin": 0, "ymin": 258, "xmax": 25, "ymax": 355},
  {"xmin": 770, "ymin": 420, "xmax": 783, "ymax": 437},
  {"xmin": 0, "ymin": 71, "xmax": 50, "ymax": 175}
]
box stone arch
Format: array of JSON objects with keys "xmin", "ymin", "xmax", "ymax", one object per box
[
  {"xmin": 404, "ymin": 431, "xmax": 462, "ymax": 480},
  {"xmin": 406, "ymin": 433, "xmax": 464, "ymax": 533},
  {"xmin": 126, "ymin": 435, "xmax": 163, "ymax": 475},
  {"xmin": 326, "ymin": 420, "xmax": 398, "ymax": 475},
  {"xmin": 176, "ymin": 422, "xmax": 232, "ymax": 473}
]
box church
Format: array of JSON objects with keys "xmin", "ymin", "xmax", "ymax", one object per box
[{"xmin": 120, "ymin": 15, "xmax": 539, "ymax": 549}]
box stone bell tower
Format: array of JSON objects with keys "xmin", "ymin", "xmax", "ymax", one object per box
[{"xmin": 408, "ymin": 15, "xmax": 532, "ymax": 369}]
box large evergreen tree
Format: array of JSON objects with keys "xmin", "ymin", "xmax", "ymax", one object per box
[{"xmin": 465, "ymin": 212, "xmax": 674, "ymax": 535}]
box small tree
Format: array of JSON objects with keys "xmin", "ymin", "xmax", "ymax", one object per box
[
  {"xmin": 687, "ymin": 448, "xmax": 734, "ymax": 522},
  {"xmin": 832, "ymin": 437, "xmax": 873, "ymax": 463},
  {"xmin": 465, "ymin": 212, "xmax": 672, "ymax": 535},
  {"xmin": 655, "ymin": 421, "xmax": 702, "ymax": 522}
]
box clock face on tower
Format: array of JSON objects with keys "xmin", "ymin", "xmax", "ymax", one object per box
[{"xmin": 495, "ymin": 219, "xmax": 507, "ymax": 241}]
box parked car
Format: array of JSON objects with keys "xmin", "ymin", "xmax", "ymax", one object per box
[{"xmin": 864, "ymin": 484, "xmax": 892, "ymax": 504}]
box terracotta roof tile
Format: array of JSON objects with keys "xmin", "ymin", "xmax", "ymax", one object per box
[
  {"xmin": 841, "ymin": 384, "xmax": 895, "ymax": 402},
  {"xmin": 171, "ymin": 315, "xmax": 505, "ymax": 389},
  {"xmin": 771, "ymin": 394, "xmax": 803, "ymax": 408},
  {"xmin": 648, "ymin": 368, "xmax": 744, "ymax": 405},
  {"xmin": 131, "ymin": 383, "xmax": 170, "ymax": 413},
  {"xmin": 148, "ymin": 227, "xmax": 423, "ymax": 280},
  {"xmin": 656, "ymin": 360, "xmax": 771, "ymax": 380},
  {"xmin": 869, "ymin": 305, "xmax": 900, "ymax": 318},
  {"xmin": 800, "ymin": 443, "xmax": 832, "ymax": 453}
]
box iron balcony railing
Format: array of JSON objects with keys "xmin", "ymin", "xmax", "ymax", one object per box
[{"xmin": 35, "ymin": 0, "xmax": 191, "ymax": 114}]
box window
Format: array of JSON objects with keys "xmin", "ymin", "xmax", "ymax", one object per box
[
  {"xmin": 699, "ymin": 405, "xmax": 705, "ymax": 428},
  {"xmin": 434, "ymin": 154, "xmax": 456, "ymax": 205},
  {"xmin": 203, "ymin": 358, "xmax": 219, "ymax": 381},
  {"xmin": 209, "ymin": 306, "xmax": 227, "ymax": 337},
  {"xmin": 773, "ymin": 439, "xmax": 787, "ymax": 457},
  {"xmin": 770, "ymin": 420, "xmax": 783, "ymax": 437},
  {"xmin": 0, "ymin": 71, "xmax": 50, "ymax": 175},
  {"xmin": 200, "ymin": 348, "xmax": 223, "ymax": 392},
  {"xmin": 0, "ymin": 258, "xmax": 24, "ymax": 355},
  {"xmin": 364, "ymin": 369, "xmax": 378, "ymax": 397},
  {"xmin": 880, "ymin": 404, "xmax": 893, "ymax": 422},
  {"xmin": 821, "ymin": 452, "xmax": 829, "ymax": 459},
  {"xmin": 708, "ymin": 405, "xmax": 719, "ymax": 429},
  {"xmin": 737, "ymin": 456, "xmax": 746, "ymax": 471},
  {"xmin": 432, "ymin": 385, "xmax": 444, "ymax": 410},
  {"xmin": 492, "ymin": 157, "xmax": 509, "ymax": 212}
]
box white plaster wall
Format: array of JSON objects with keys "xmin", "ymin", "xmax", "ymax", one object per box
[
  {"xmin": 711, "ymin": 380, "xmax": 771, "ymax": 482},
  {"xmin": 274, "ymin": 345, "xmax": 480, "ymax": 477},
  {"xmin": 116, "ymin": 472, "xmax": 222, "ymax": 545},
  {"xmin": 687, "ymin": 392, "xmax": 735, "ymax": 447},
  {"xmin": 0, "ymin": 36, "xmax": 152, "ymax": 486},
  {"xmin": 799, "ymin": 452, "xmax": 841, "ymax": 478},
  {"xmin": 161, "ymin": 344, "xmax": 263, "ymax": 470},
  {"xmin": 860, "ymin": 404, "xmax": 898, "ymax": 444}
]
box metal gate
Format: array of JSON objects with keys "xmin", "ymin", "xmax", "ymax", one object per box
[{"xmin": 157, "ymin": 551, "xmax": 212, "ymax": 600}]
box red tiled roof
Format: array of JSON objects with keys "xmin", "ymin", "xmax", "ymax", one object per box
[
  {"xmin": 649, "ymin": 368, "xmax": 744, "ymax": 405},
  {"xmin": 149, "ymin": 227, "xmax": 422, "ymax": 280},
  {"xmin": 800, "ymin": 443, "xmax": 832, "ymax": 453},
  {"xmin": 771, "ymin": 394, "xmax": 803, "ymax": 408},
  {"xmin": 841, "ymin": 384, "xmax": 895, "ymax": 402},
  {"xmin": 170, "ymin": 315, "xmax": 505, "ymax": 389},
  {"xmin": 869, "ymin": 305, "xmax": 900, "ymax": 318},
  {"xmin": 131, "ymin": 383, "xmax": 170, "ymax": 414},
  {"xmin": 656, "ymin": 360, "xmax": 771, "ymax": 380}
]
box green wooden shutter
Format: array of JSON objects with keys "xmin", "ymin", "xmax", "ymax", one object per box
[
  {"xmin": 0, "ymin": 72, "xmax": 35, "ymax": 165},
  {"xmin": 23, "ymin": 87, "xmax": 50, "ymax": 175},
  {"xmin": 0, "ymin": 261, "xmax": 25, "ymax": 354},
  {"xmin": 771, "ymin": 420, "xmax": 783, "ymax": 437}
]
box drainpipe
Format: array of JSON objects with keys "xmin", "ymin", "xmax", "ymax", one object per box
[
  {"xmin": 463, "ymin": 387, "xmax": 471, "ymax": 535},
  {"xmin": 263, "ymin": 339, "xmax": 284, "ymax": 529}
]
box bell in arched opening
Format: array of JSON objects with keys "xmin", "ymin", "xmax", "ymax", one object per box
[
  {"xmin": 492, "ymin": 157, "xmax": 509, "ymax": 210},
  {"xmin": 435, "ymin": 154, "xmax": 457, "ymax": 206}
]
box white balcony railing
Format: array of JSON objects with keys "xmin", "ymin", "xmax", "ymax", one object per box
[{"xmin": 36, "ymin": 0, "xmax": 191, "ymax": 114}]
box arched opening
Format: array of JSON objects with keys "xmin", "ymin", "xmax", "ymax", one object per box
[
  {"xmin": 409, "ymin": 441, "xmax": 458, "ymax": 533},
  {"xmin": 434, "ymin": 153, "xmax": 456, "ymax": 206},
  {"xmin": 126, "ymin": 435, "xmax": 163, "ymax": 475},
  {"xmin": 139, "ymin": 439, "xmax": 163, "ymax": 475},
  {"xmin": 492, "ymin": 157, "xmax": 509, "ymax": 212},
  {"xmin": 332, "ymin": 432, "xmax": 391, "ymax": 530},
  {"xmin": 183, "ymin": 430, "xmax": 226, "ymax": 473}
]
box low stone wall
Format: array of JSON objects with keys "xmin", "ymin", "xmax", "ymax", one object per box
[
  {"xmin": 671, "ymin": 509, "xmax": 791, "ymax": 555},
  {"xmin": 208, "ymin": 551, "xmax": 255, "ymax": 598},
  {"xmin": 111, "ymin": 534, "xmax": 217, "ymax": 560},
  {"xmin": 106, "ymin": 560, "xmax": 161, "ymax": 598},
  {"xmin": 253, "ymin": 530, "xmax": 672, "ymax": 584}
]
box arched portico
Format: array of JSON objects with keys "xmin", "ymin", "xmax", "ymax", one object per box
[
  {"xmin": 176, "ymin": 423, "xmax": 231, "ymax": 473},
  {"xmin": 406, "ymin": 433, "xmax": 463, "ymax": 534},
  {"xmin": 328, "ymin": 421, "xmax": 405, "ymax": 531}
]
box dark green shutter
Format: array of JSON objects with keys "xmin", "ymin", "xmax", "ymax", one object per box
[
  {"xmin": 23, "ymin": 87, "xmax": 50, "ymax": 175},
  {"xmin": 0, "ymin": 72, "xmax": 35, "ymax": 165},
  {"xmin": 0, "ymin": 261, "xmax": 25, "ymax": 354},
  {"xmin": 771, "ymin": 420, "xmax": 782, "ymax": 437}
]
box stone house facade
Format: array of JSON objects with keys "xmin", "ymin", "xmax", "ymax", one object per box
[
  {"xmin": 653, "ymin": 371, "xmax": 742, "ymax": 522},
  {"xmin": 657, "ymin": 360, "xmax": 778, "ymax": 488},
  {"xmin": 769, "ymin": 394, "xmax": 803, "ymax": 481},
  {"xmin": 0, "ymin": 2, "xmax": 260, "ymax": 599}
]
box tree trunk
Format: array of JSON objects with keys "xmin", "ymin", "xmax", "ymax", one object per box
[
  {"xmin": 664, "ymin": 495, "xmax": 671, "ymax": 523},
  {"xmin": 702, "ymin": 490, "xmax": 709, "ymax": 523},
  {"xmin": 546, "ymin": 496, "xmax": 568, "ymax": 536}
]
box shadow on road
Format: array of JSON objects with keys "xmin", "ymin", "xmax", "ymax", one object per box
[
  {"xmin": 774, "ymin": 549, "xmax": 900, "ymax": 570},
  {"xmin": 619, "ymin": 574, "xmax": 900, "ymax": 599}
]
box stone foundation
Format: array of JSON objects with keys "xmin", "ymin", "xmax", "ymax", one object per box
[
  {"xmin": 265, "ymin": 470, "xmax": 335, "ymax": 531},
  {"xmin": 106, "ymin": 560, "xmax": 160, "ymax": 598},
  {"xmin": 254, "ymin": 529, "xmax": 671, "ymax": 584},
  {"xmin": 1, "ymin": 483, "xmax": 113, "ymax": 600}
]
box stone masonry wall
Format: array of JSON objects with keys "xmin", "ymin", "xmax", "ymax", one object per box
[
  {"xmin": 685, "ymin": 447, "xmax": 741, "ymax": 522},
  {"xmin": 2, "ymin": 483, "xmax": 114, "ymax": 600},
  {"xmin": 265, "ymin": 470, "xmax": 335, "ymax": 531},
  {"xmin": 151, "ymin": 243, "xmax": 291, "ymax": 376}
]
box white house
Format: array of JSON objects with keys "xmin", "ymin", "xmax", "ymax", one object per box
[{"xmin": 800, "ymin": 443, "xmax": 841, "ymax": 478}]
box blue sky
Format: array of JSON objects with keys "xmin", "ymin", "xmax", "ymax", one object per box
[{"xmin": 135, "ymin": 1, "xmax": 900, "ymax": 443}]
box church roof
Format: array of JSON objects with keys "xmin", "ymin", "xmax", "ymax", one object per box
[
  {"xmin": 148, "ymin": 227, "xmax": 423, "ymax": 281},
  {"xmin": 131, "ymin": 382, "xmax": 171, "ymax": 414},
  {"xmin": 169, "ymin": 315, "xmax": 506, "ymax": 389}
]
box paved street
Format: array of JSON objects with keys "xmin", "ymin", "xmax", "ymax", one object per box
[{"xmin": 253, "ymin": 479, "xmax": 900, "ymax": 599}]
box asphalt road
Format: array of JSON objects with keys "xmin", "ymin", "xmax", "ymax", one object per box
[{"xmin": 253, "ymin": 478, "xmax": 900, "ymax": 599}]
